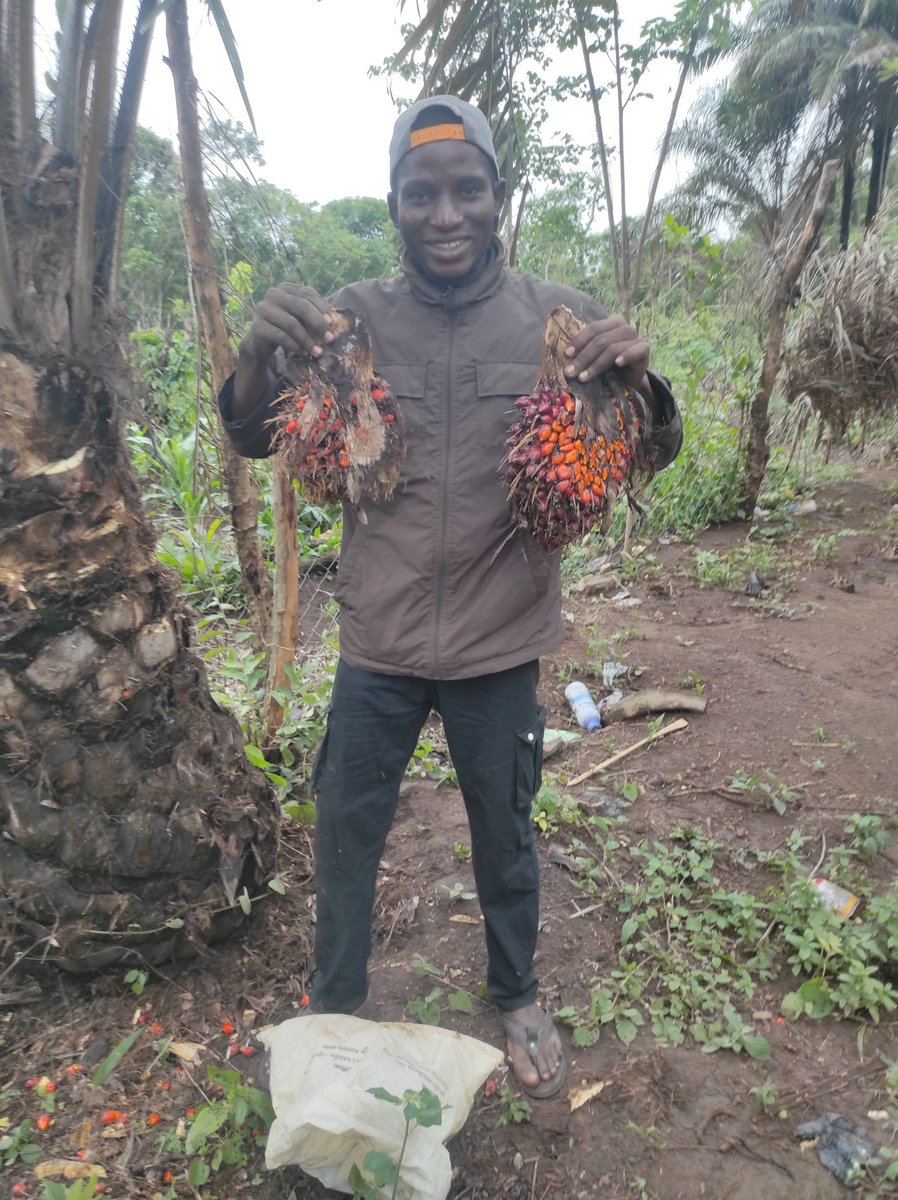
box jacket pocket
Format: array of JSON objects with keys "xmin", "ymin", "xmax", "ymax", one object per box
[
  {"xmin": 475, "ymin": 361, "xmax": 540, "ymax": 405},
  {"xmin": 514, "ymin": 704, "xmax": 548, "ymax": 813},
  {"xmin": 378, "ymin": 363, "xmax": 428, "ymax": 401}
]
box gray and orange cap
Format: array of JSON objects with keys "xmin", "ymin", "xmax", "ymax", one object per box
[{"xmin": 389, "ymin": 95, "xmax": 499, "ymax": 185}]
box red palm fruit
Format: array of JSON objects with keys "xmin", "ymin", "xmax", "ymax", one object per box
[
  {"xmin": 273, "ymin": 310, "xmax": 404, "ymax": 507},
  {"xmin": 500, "ymin": 306, "xmax": 651, "ymax": 550}
]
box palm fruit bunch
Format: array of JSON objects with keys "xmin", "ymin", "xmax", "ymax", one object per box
[
  {"xmin": 502, "ymin": 305, "xmax": 651, "ymax": 550},
  {"xmin": 272, "ymin": 309, "xmax": 404, "ymax": 507}
]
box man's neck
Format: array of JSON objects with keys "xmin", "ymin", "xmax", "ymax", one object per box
[{"xmin": 407, "ymin": 243, "xmax": 497, "ymax": 291}]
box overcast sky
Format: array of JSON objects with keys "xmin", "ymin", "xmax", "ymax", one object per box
[{"xmin": 34, "ymin": 1, "xmax": 715, "ymax": 210}]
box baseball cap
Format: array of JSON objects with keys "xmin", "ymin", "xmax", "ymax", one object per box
[{"xmin": 389, "ymin": 95, "xmax": 499, "ymax": 185}]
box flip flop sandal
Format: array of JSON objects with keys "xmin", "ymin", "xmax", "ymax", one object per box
[{"xmin": 502, "ymin": 1010, "xmax": 567, "ymax": 1099}]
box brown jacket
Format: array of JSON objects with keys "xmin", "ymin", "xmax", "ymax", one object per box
[{"xmin": 220, "ymin": 257, "xmax": 682, "ymax": 679}]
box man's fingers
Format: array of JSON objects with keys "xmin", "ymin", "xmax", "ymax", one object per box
[{"xmin": 249, "ymin": 285, "xmax": 335, "ymax": 358}]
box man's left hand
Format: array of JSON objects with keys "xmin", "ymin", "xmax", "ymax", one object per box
[{"xmin": 564, "ymin": 316, "xmax": 650, "ymax": 391}]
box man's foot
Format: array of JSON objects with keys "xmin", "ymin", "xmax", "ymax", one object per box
[{"xmin": 501, "ymin": 1004, "xmax": 567, "ymax": 1099}]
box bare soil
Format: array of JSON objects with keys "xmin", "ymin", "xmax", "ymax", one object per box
[{"xmin": 2, "ymin": 467, "xmax": 896, "ymax": 1200}]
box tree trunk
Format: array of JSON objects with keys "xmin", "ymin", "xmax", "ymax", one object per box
[
  {"xmin": 264, "ymin": 459, "xmax": 300, "ymax": 740},
  {"xmin": 612, "ymin": 2, "xmax": 631, "ymax": 320},
  {"xmin": 0, "ymin": 352, "xmax": 277, "ymax": 971},
  {"xmin": 632, "ymin": 0, "xmax": 713, "ymax": 311},
  {"xmin": 165, "ymin": 1, "xmax": 272, "ymax": 643},
  {"xmin": 865, "ymin": 118, "xmax": 893, "ymax": 230},
  {"xmin": 71, "ymin": 0, "xmax": 122, "ymax": 347},
  {"xmin": 742, "ymin": 159, "xmax": 839, "ymax": 518},
  {"xmin": 94, "ymin": 0, "xmax": 158, "ymax": 301},
  {"xmin": 839, "ymin": 148, "xmax": 855, "ymax": 250},
  {"xmin": 1, "ymin": 2, "xmax": 278, "ymax": 973},
  {"xmin": 576, "ymin": 16, "xmax": 622, "ymax": 304}
]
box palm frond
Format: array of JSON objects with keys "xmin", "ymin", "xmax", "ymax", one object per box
[{"xmin": 205, "ymin": 0, "xmax": 255, "ymax": 133}]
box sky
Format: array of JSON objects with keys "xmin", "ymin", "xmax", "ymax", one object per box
[
  {"xmin": 34, "ymin": 1, "xmax": 719, "ymax": 211},
  {"xmin": 135, "ymin": 0, "xmax": 712, "ymax": 211}
]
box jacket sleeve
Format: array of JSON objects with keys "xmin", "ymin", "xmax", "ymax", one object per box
[
  {"xmin": 217, "ymin": 360, "xmax": 283, "ymax": 459},
  {"xmin": 643, "ymin": 369, "xmax": 683, "ymax": 471}
]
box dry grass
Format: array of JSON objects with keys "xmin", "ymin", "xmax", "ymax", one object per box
[{"xmin": 783, "ymin": 236, "xmax": 898, "ymax": 435}]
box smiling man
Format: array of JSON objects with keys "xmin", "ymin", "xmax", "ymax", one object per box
[{"xmin": 220, "ymin": 96, "xmax": 682, "ymax": 1099}]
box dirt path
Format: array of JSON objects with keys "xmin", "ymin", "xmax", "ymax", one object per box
[{"xmin": 2, "ymin": 468, "xmax": 896, "ymax": 1200}]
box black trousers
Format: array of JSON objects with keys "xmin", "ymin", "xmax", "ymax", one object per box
[{"xmin": 311, "ymin": 658, "xmax": 546, "ymax": 1013}]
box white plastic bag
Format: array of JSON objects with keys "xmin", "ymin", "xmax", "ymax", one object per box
[{"xmin": 259, "ymin": 1015, "xmax": 503, "ymax": 1200}]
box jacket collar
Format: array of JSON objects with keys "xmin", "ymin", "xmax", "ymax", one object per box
[{"xmin": 401, "ymin": 235, "xmax": 507, "ymax": 309}]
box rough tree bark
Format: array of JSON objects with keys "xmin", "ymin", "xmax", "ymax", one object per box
[
  {"xmin": 165, "ymin": 0, "xmax": 272, "ymax": 643},
  {"xmin": 264, "ymin": 459, "xmax": 299, "ymax": 741},
  {"xmin": 0, "ymin": 1, "xmax": 277, "ymax": 973},
  {"xmin": 742, "ymin": 159, "xmax": 839, "ymax": 518}
]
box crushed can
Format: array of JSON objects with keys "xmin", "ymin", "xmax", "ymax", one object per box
[{"xmin": 811, "ymin": 877, "xmax": 860, "ymax": 918}]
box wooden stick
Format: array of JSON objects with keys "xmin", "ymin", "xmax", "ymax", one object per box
[{"xmin": 567, "ymin": 719, "xmax": 689, "ymax": 786}]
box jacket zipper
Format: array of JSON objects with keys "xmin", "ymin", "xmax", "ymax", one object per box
[{"xmin": 431, "ymin": 298, "xmax": 457, "ymax": 675}]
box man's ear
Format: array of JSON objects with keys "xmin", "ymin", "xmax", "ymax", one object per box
[
  {"xmin": 493, "ymin": 177, "xmax": 507, "ymax": 215},
  {"xmin": 387, "ymin": 192, "xmax": 399, "ymax": 228}
]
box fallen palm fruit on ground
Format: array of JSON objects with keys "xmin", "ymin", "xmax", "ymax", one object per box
[
  {"xmin": 502, "ymin": 305, "xmax": 652, "ymax": 549},
  {"xmin": 272, "ymin": 309, "xmax": 404, "ymax": 507}
]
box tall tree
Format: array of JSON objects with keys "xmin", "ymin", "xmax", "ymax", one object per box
[
  {"xmin": 0, "ymin": 1, "xmax": 275, "ymax": 971},
  {"xmin": 719, "ymin": 0, "xmax": 898, "ymax": 247},
  {"xmin": 385, "ymin": 0, "xmax": 735, "ymax": 312},
  {"xmin": 165, "ymin": 0, "xmax": 272, "ymax": 642}
]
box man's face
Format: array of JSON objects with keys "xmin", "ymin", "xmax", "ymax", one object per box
[{"xmin": 388, "ymin": 140, "xmax": 506, "ymax": 281}]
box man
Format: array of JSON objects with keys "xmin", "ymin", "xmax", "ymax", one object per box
[{"xmin": 220, "ymin": 96, "xmax": 682, "ymax": 1098}]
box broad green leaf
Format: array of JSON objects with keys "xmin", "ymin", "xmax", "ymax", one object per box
[
  {"xmin": 244, "ymin": 744, "xmax": 269, "ymax": 769},
  {"xmin": 404, "ymin": 1087, "xmax": 443, "ymax": 1128},
  {"xmin": 571, "ymin": 1025, "xmax": 600, "ymax": 1047},
  {"xmin": 742, "ymin": 1033, "xmax": 772, "ymax": 1061},
  {"xmin": 368, "ymin": 1086, "xmax": 402, "ymax": 1106},
  {"xmin": 188, "ymin": 1158, "xmax": 210, "ymax": 1187},
  {"xmin": 364, "ymin": 1149, "xmax": 399, "ymax": 1189},
  {"xmin": 615, "ymin": 1017, "xmax": 639, "ymax": 1045},
  {"xmin": 448, "ymin": 990, "xmax": 473, "ymax": 1013}
]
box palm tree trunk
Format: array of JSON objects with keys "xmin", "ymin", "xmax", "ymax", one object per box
[
  {"xmin": 743, "ymin": 159, "xmax": 839, "ymax": 518},
  {"xmin": 1, "ymin": 350, "xmax": 277, "ymax": 971},
  {"xmin": 612, "ymin": 2, "xmax": 631, "ymax": 320},
  {"xmin": 94, "ymin": 0, "xmax": 159, "ymax": 301},
  {"xmin": 576, "ymin": 15, "xmax": 621, "ymax": 303},
  {"xmin": 1, "ymin": 1, "xmax": 279, "ymax": 974},
  {"xmin": 839, "ymin": 148, "xmax": 855, "ymax": 251},
  {"xmin": 165, "ymin": 0, "xmax": 272, "ymax": 643},
  {"xmin": 632, "ymin": 0, "xmax": 713, "ymax": 311},
  {"xmin": 71, "ymin": 0, "xmax": 123, "ymax": 346},
  {"xmin": 865, "ymin": 119, "xmax": 893, "ymax": 229}
]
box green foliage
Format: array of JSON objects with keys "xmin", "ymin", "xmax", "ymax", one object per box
[
  {"xmin": 42, "ymin": 1177, "xmax": 104, "ymax": 1200},
  {"xmin": 557, "ymin": 825, "xmax": 898, "ymax": 1056},
  {"xmin": 531, "ymin": 774, "xmax": 582, "ymax": 835},
  {"xmin": 170, "ymin": 1066, "xmax": 273, "ymax": 1189},
  {"xmin": 349, "ymin": 1087, "xmax": 443, "ymax": 1200},
  {"xmin": 749, "ymin": 1077, "xmax": 779, "ymax": 1113},
  {"xmin": 727, "ymin": 768, "xmax": 797, "ymax": 815},
  {"xmin": 0, "ymin": 1117, "xmax": 41, "ymax": 1166},
  {"xmin": 406, "ymin": 984, "xmax": 474, "ymax": 1025},
  {"xmin": 494, "ymin": 1082, "xmax": 532, "ymax": 1127},
  {"xmin": 123, "ymin": 968, "xmax": 148, "ymax": 996}
]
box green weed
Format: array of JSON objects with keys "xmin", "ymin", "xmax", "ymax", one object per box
[
  {"xmin": 0, "ymin": 1117, "xmax": 41, "ymax": 1166},
  {"xmin": 169, "ymin": 1065, "xmax": 274, "ymax": 1190},
  {"xmin": 349, "ymin": 1087, "xmax": 443, "ymax": 1200},
  {"xmin": 494, "ymin": 1082, "xmax": 532, "ymax": 1127}
]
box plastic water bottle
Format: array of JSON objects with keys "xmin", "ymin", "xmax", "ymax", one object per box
[{"xmin": 564, "ymin": 681, "xmax": 602, "ymax": 731}]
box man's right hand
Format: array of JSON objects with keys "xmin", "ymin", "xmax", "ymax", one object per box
[
  {"xmin": 232, "ymin": 283, "xmax": 333, "ymax": 420},
  {"xmin": 240, "ymin": 282, "xmax": 334, "ymax": 364}
]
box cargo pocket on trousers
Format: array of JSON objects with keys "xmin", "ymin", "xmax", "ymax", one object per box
[
  {"xmin": 514, "ymin": 704, "xmax": 548, "ymax": 814},
  {"xmin": 310, "ymin": 703, "xmax": 334, "ymax": 799}
]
